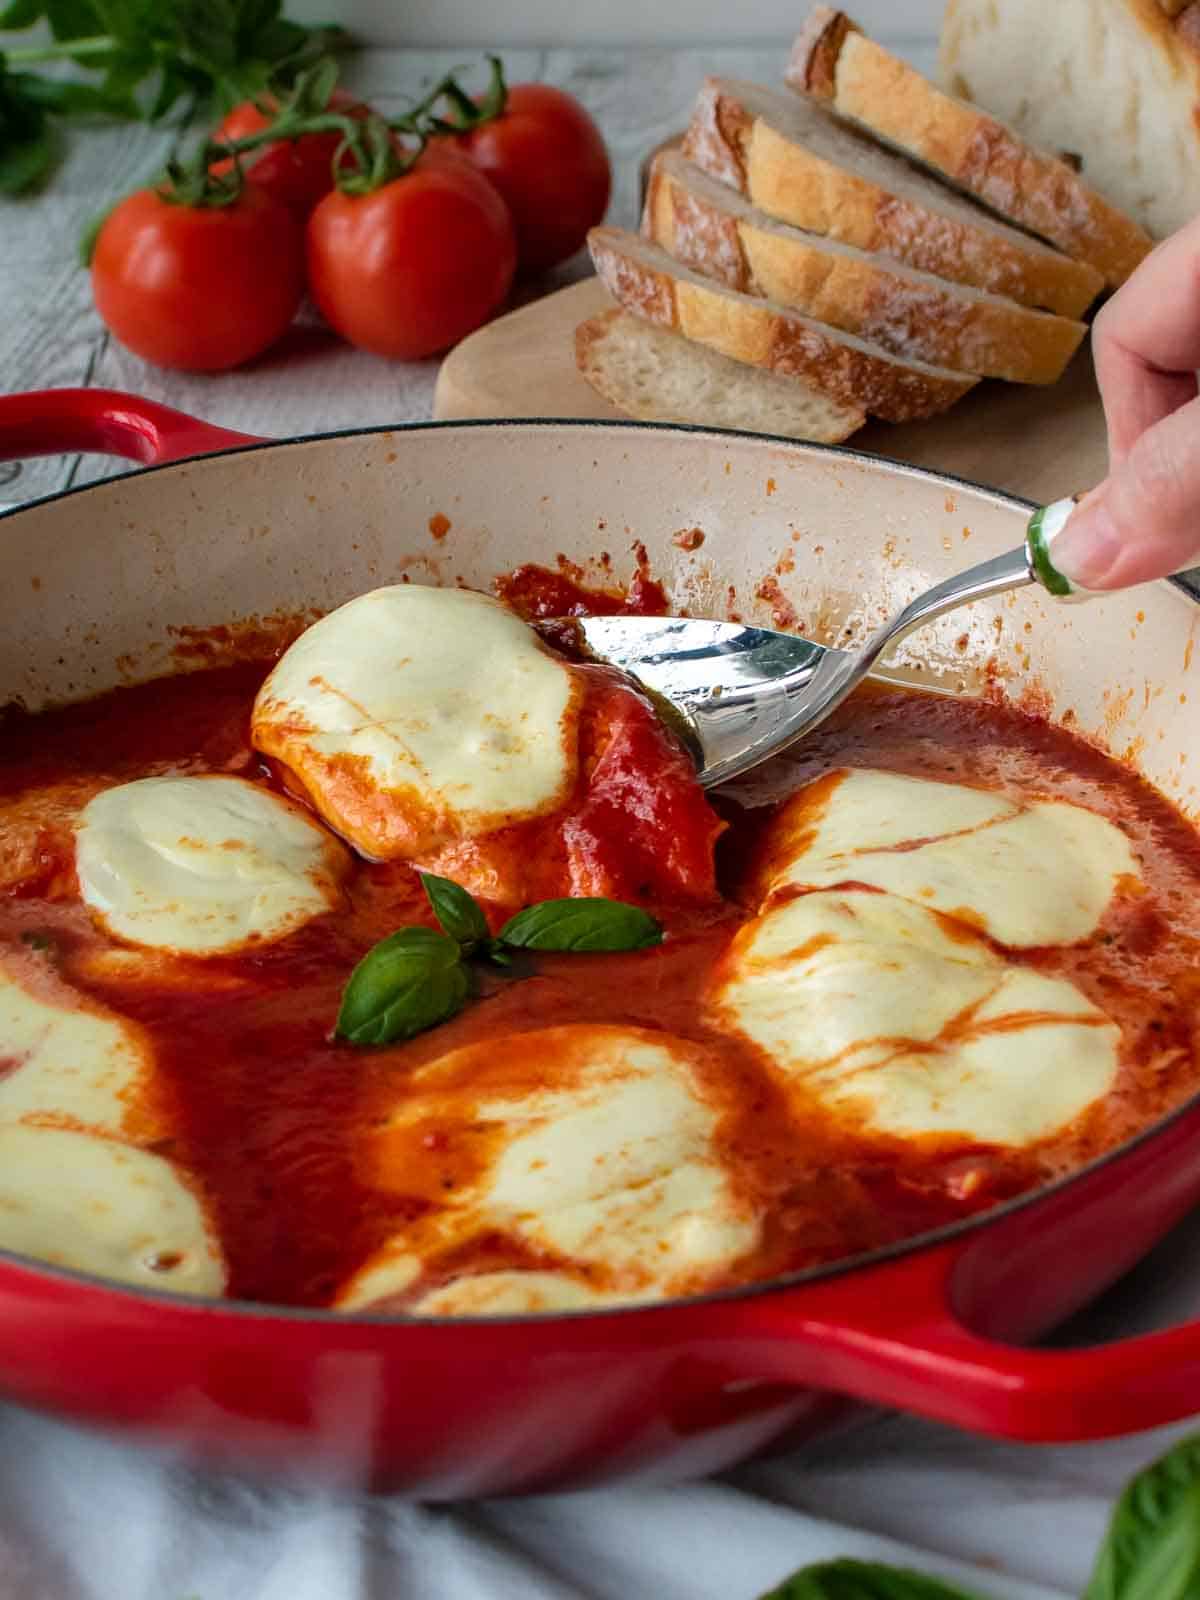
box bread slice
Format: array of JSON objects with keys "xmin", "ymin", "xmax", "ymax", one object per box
[
  {"xmin": 941, "ymin": 0, "xmax": 1200, "ymax": 241},
  {"xmin": 684, "ymin": 78, "xmax": 1102, "ymax": 319},
  {"xmin": 643, "ymin": 150, "xmax": 1087, "ymax": 385},
  {"xmin": 790, "ymin": 6, "xmax": 1153, "ymax": 288},
  {"xmin": 587, "ymin": 226, "xmax": 977, "ymax": 423},
  {"xmin": 576, "ymin": 308, "xmax": 865, "ymax": 442}
]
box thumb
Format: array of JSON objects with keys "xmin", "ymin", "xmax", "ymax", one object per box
[{"xmin": 1049, "ymin": 392, "xmax": 1200, "ymax": 591}]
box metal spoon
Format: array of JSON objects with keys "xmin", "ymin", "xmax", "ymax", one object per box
[{"xmin": 546, "ymin": 498, "xmax": 1087, "ymax": 788}]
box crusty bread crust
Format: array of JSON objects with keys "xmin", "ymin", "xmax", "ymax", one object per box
[
  {"xmin": 683, "ymin": 79, "xmax": 1102, "ymax": 318},
  {"xmin": 588, "ymin": 225, "xmax": 977, "ymax": 423},
  {"xmin": 791, "ymin": 7, "xmax": 1153, "ymax": 286},
  {"xmin": 644, "ymin": 152, "xmax": 1087, "ymax": 384}
]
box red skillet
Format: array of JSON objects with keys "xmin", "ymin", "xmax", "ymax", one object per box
[{"xmin": 1, "ymin": 386, "xmax": 1199, "ymax": 1496}]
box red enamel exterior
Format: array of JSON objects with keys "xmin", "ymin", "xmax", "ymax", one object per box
[
  {"xmin": 1, "ymin": 386, "xmax": 1200, "ymax": 1496},
  {"xmin": 0, "ymin": 387, "xmax": 261, "ymax": 466}
]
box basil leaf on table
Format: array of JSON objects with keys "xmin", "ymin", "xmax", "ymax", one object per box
[
  {"xmin": 0, "ymin": 56, "xmax": 59, "ymax": 194},
  {"xmin": 422, "ymin": 872, "xmax": 489, "ymax": 951},
  {"xmin": 1086, "ymin": 1433, "xmax": 1200, "ymax": 1600},
  {"xmin": 498, "ymin": 898, "xmax": 663, "ymax": 953},
  {"xmin": 335, "ymin": 927, "xmax": 469, "ymax": 1047},
  {"xmin": 760, "ymin": 1559, "xmax": 981, "ymax": 1600}
]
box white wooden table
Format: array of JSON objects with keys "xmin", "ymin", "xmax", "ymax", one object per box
[
  {"xmin": 10, "ymin": 35, "xmax": 1200, "ymax": 1600},
  {"xmin": 0, "ymin": 37, "xmax": 938, "ymax": 513}
]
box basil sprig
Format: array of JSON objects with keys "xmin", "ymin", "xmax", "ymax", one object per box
[
  {"xmin": 334, "ymin": 876, "xmax": 663, "ymax": 1048},
  {"xmin": 498, "ymin": 897, "xmax": 663, "ymax": 953},
  {"xmin": 335, "ymin": 927, "xmax": 469, "ymax": 1047},
  {"xmin": 761, "ymin": 1429, "xmax": 1200, "ymax": 1600},
  {"xmin": 1086, "ymin": 1433, "xmax": 1200, "ymax": 1600},
  {"xmin": 421, "ymin": 872, "xmax": 489, "ymax": 951},
  {"xmin": 760, "ymin": 1561, "xmax": 979, "ymax": 1599}
]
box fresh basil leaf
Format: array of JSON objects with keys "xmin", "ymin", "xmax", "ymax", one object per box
[
  {"xmin": 0, "ymin": 127, "xmax": 55, "ymax": 194},
  {"xmin": 13, "ymin": 73, "xmax": 128, "ymax": 113},
  {"xmin": 335, "ymin": 927, "xmax": 468, "ymax": 1047},
  {"xmin": 498, "ymin": 897, "xmax": 663, "ymax": 953},
  {"xmin": 53, "ymin": 0, "xmax": 104, "ymax": 37},
  {"xmin": 421, "ymin": 873, "xmax": 488, "ymax": 951},
  {"xmin": 0, "ymin": 73, "xmax": 57, "ymax": 193},
  {"xmin": 1086, "ymin": 1433, "xmax": 1200, "ymax": 1600},
  {"xmin": 760, "ymin": 1559, "xmax": 981, "ymax": 1600},
  {"xmin": 0, "ymin": 0, "xmax": 51, "ymax": 27},
  {"xmin": 248, "ymin": 15, "xmax": 307, "ymax": 59},
  {"xmin": 145, "ymin": 60, "xmax": 193, "ymax": 122},
  {"xmin": 78, "ymin": 197, "xmax": 116, "ymax": 264}
]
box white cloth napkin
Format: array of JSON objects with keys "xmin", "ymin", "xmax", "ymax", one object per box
[{"xmin": 3, "ymin": 1205, "xmax": 1200, "ymax": 1600}]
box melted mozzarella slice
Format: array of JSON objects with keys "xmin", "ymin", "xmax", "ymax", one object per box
[
  {"xmin": 250, "ymin": 586, "xmax": 579, "ymax": 861},
  {"xmin": 336, "ymin": 1025, "xmax": 759, "ymax": 1315},
  {"xmin": 75, "ymin": 775, "xmax": 347, "ymax": 956},
  {"xmin": 0, "ymin": 1125, "xmax": 224, "ymax": 1296},
  {"xmin": 0, "ymin": 963, "xmax": 152, "ymax": 1135},
  {"xmin": 340, "ymin": 1260, "xmax": 622, "ymax": 1316},
  {"xmin": 414, "ymin": 1272, "xmax": 628, "ymax": 1316},
  {"xmin": 712, "ymin": 890, "xmax": 1119, "ymax": 1146},
  {"xmin": 758, "ymin": 768, "xmax": 1138, "ymax": 946}
]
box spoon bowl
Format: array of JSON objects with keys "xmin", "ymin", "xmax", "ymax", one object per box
[{"xmin": 549, "ymin": 500, "xmax": 1081, "ymax": 786}]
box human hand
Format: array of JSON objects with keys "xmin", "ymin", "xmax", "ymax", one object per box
[{"xmin": 1050, "ymin": 215, "xmax": 1200, "ymax": 590}]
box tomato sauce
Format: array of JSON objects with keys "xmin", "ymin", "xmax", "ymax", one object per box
[{"xmin": 2, "ymin": 643, "xmax": 1200, "ymax": 1310}]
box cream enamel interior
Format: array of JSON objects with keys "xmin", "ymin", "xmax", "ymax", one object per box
[{"xmin": 4, "ymin": 424, "xmax": 1195, "ymax": 822}]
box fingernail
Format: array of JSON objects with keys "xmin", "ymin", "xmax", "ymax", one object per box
[{"xmin": 1050, "ymin": 497, "xmax": 1124, "ymax": 590}]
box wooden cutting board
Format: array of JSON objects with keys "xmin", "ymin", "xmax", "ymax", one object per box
[{"xmin": 433, "ymin": 277, "xmax": 1108, "ymax": 506}]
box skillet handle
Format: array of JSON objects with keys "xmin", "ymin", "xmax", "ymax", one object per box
[
  {"xmin": 746, "ymin": 1240, "xmax": 1200, "ymax": 1442},
  {"xmin": 0, "ymin": 388, "xmax": 264, "ymax": 466}
]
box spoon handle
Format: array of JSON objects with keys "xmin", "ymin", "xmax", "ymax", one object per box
[
  {"xmin": 857, "ymin": 542, "xmax": 1034, "ymax": 677},
  {"xmin": 856, "ymin": 496, "xmax": 1099, "ymax": 676}
]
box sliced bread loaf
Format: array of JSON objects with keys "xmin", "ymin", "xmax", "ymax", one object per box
[
  {"xmin": 941, "ymin": 0, "xmax": 1200, "ymax": 241},
  {"xmin": 643, "ymin": 150, "xmax": 1087, "ymax": 384},
  {"xmin": 587, "ymin": 226, "xmax": 978, "ymax": 423},
  {"xmin": 576, "ymin": 308, "xmax": 866, "ymax": 442},
  {"xmin": 684, "ymin": 78, "xmax": 1102, "ymax": 318},
  {"xmin": 790, "ymin": 6, "xmax": 1153, "ymax": 287}
]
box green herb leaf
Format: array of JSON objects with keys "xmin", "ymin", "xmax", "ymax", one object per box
[
  {"xmin": 421, "ymin": 873, "xmax": 488, "ymax": 951},
  {"xmin": 78, "ymin": 196, "xmax": 117, "ymax": 264},
  {"xmin": 0, "ymin": 113, "xmax": 56, "ymax": 192},
  {"xmin": 759, "ymin": 1559, "xmax": 981, "ymax": 1600},
  {"xmin": 0, "ymin": 0, "xmax": 50, "ymax": 27},
  {"xmin": 0, "ymin": 60, "xmax": 59, "ymax": 193},
  {"xmin": 1086, "ymin": 1434, "xmax": 1200, "ymax": 1600},
  {"xmin": 0, "ymin": 0, "xmax": 351, "ymax": 143},
  {"xmin": 498, "ymin": 898, "xmax": 663, "ymax": 953},
  {"xmin": 335, "ymin": 927, "xmax": 469, "ymax": 1047}
]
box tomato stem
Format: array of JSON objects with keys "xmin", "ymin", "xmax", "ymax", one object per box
[
  {"xmin": 145, "ymin": 50, "xmax": 498, "ymax": 212},
  {"xmin": 153, "ymin": 59, "xmax": 421, "ymax": 208},
  {"xmin": 394, "ymin": 53, "xmax": 509, "ymax": 137}
]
